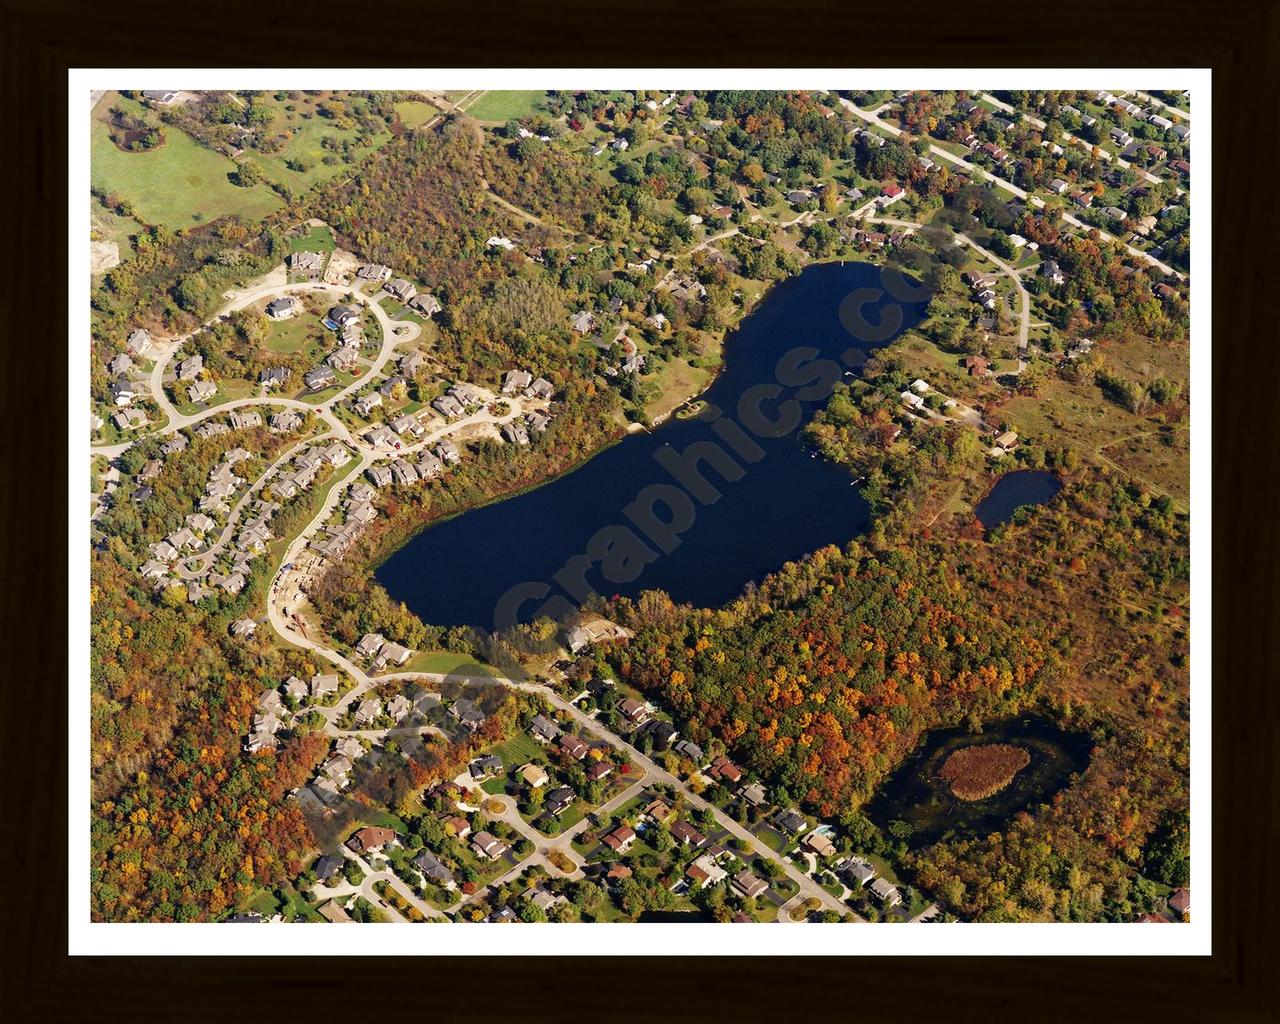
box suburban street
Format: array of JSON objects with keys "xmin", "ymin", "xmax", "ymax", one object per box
[{"xmin": 838, "ymin": 97, "xmax": 1185, "ymax": 280}]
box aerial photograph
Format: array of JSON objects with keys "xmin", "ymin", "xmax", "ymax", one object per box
[{"xmin": 85, "ymin": 83, "xmax": 1194, "ymax": 932}]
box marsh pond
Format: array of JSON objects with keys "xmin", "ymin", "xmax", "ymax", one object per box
[{"xmin": 864, "ymin": 717, "xmax": 1092, "ymax": 849}]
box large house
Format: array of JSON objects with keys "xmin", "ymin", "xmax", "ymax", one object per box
[
  {"xmin": 346, "ymin": 826, "xmax": 396, "ymax": 854},
  {"xmin": 266, "ymin": 296, "xmax": 299, "ymax": 320}
]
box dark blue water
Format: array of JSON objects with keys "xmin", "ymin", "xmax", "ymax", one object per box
[
  {"xmin": 973, "ymin": 470, "xmax": 1062, "ymax": 530},
  {"xmin": 378, "ymin": 261, "xmax": 926, "ymax": 630}
]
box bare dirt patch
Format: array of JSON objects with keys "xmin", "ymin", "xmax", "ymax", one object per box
[{"xmin": 90, "ymin": 240, "xmax": 120, "ymax": 274}]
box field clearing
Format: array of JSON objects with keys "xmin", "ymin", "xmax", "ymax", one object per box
[
  {"xmin": 91, "ymin": 96, "xmax": 282, "ymax": 228},
  {"xmin": 644, "ymin": 355, "xmax": 712, "ymax": 423},
  {"xmin": 254, "ymin": 112, "xmax": 387, "ymax": 192},
  {"xmin": 465, "ymin": 91, "xmax": 548, "ymax": 122},
  {"xmin": 394, "ymin": 100, "xmax": 437, "ymax": 129},
  {"xmin": 90, "ymin": 198, "xmax": 144, "ymax": 251},
  {"xmin": 397, "ymin": 649, "xmax": 500, "ymax": 677}
]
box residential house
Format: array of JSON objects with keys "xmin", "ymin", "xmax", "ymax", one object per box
[
  {"xmin": 773, "ymin": 809, "xmax": 808, "ymax": 836},
  {"xmin": 526, "ymin": 377, "xmax": 554, "ymax": 400},
  {"xmin": 413, "ymin": 850, "xmax": 455, "ymax": 888},
  {"xmin": 304, "ymin": 366, "xmax": 337, "ymax": 391},
  {"xmin": 229, "ymin": 409, "xmax": 262, "ymax": 430},
  {"xmin": 519, "ymin": 763, "xmax": 549, "ymax": 789},
  {"xmin": 995, "ymin": 430, "xmax": 1019, "ymax": 451},
  {"xmin": 802, "ymin": 830, "xmax": 837, "ymax": 859},
  {"xmin": 347, "ymin": 826, "xmax": 396, "ymax": 854},
  {"xmin": 602, "ymin": 825, "xmax": 636, "ymax": 854},
  {"xmin": 126, "ymin": 327, "xmax": 155, "ymax": 357},
  {"xmin": 389, "ymin": 413, "xmax": 424, "ymax": 438},
  {"xmin": 326, "ymin": 305, "xmax": 359, "ymax": 328},
  {"xmin": 311, "ymin": 673, "xmax": 340, "ymax": 700},
  {"xmin": 529, "ymin": 714, "xmax": 561, "ymax": 743},
  {"xmin": 386, "ymin": 279, "xmax": 416, "ymax": 304},
  {"xmin": 408, "ymin": 293, "xmax": 441, "ymax": 317},
  {"xmin": 471, "ymin": 831, "xmax": 510, "ymax": 861},
  {"xmin": 313, "ymin": 853, "xmax": 344, "ymax": 884},
  {"xmin": 544, "ymin": 786, "xmax": 575, "ymax": 817},
  {"xmin": 842, "ymin": 858, "xmax": 877, "ymax": 888},
  {"xmin": 290, "ymin": 251, "xmax": 324, "ymax": 273},
  {"xmin": 377, "ymin": 642, "xmax": 412, "ymax": 667},
  {"xmin": 585, "ymin": 760, "xmax": 613, "ymax": 782},
  {"xmin": 708, "ymin": 756, "xmax": 744, "ymax": 786},
  {"xmin": 560, "ymin": 734, "xmax": 589, "ymax": 760},
  {"xmin": 356, "ymin": 633, "xmax": 386, "ymax": 658},
  {"xmin": 450, "ymin": 698, "xmax": 486, "ymax": 732},
  {"xmin": 877, "ymin": 183, "xmax": 905, "ymax": 208},
  {"xmin": 869, "ymin": 877, "xmax": 902, "ymax": 907},
  {"xmin": 502, "ymin": 369, "xmax": 533, "ymax": 395},
  {"xmin": 740, "ymin": 781, "xmax": 767, "ymax": 807},
  {"xmin": 269, "ymin": 410, "xmax": 302, "ymax": 432},
  {"xmin": 399, "ymin": 352, "xmax": 426, "ymax": 381},
  {"xmin": 266, "ymin": 296, "xmax": 299, "ymax": 320},
  {"xmin": 444, "ymin": 815, "xmax": 471, "ymax": 840},
  {"xmin": 673, "ymin": 739, "xmax": 704, "ymax": 762},
  {"xmin": 357, "ymin": 264, "xmax": 392, "ymax": 283},
  {"xmin": 353, "ymin": 392, "xmax": 382, "ymax": 417},
  {"xmin": 618, "ymin": 698, "xmax": 651, "ymax": 727},
  {"xmin": 176, "ymin": 354, "xmax": 203, "ymax": 380},
  {"xmin": 671, "ymin": 821, "xmax": 706, "ymax": 848},
  {"xmin": 1041, "ymin": 260, "xmax": 1065, "ymax": 285},
  {"xmin": 732, "ymin": 870, "xmax": 769, "ymax": 900},
  {"xmin": 354, "ymin": 698, "xmax": 382, "ymax": 726}
]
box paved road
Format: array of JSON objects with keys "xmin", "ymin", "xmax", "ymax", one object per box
[
  {"xmin": 838, "ymin": 98, "xmax": 1184, "ymax": 281},
  {"xmin": 93, "ymin": 274, "xmax": 418, "ymax": 459},
  {"xmin": 311, "ymin": 846, "xmax": 446, "ymax": 921},
  {"xmin": 382, "ymin": 671, "xmax": 855, "ymax": 920},
  {"xmin": 978, "ymin": 93, "xmax": 1184, "ymax": 196}
]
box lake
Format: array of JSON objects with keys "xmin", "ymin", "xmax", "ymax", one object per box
[
  {"xmin": 863, "ymin": 716, "xmax": 1093, "ymax": 849},
  {"xmin": 377, "ymin": 261, "xmax": 926, "ymax": 631},
  {"xmin": 974, "ymin": 469, "xmax": 1062, "ymax": 531}
]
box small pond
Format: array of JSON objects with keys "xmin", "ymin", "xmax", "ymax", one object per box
[
  {"xmin": 974, "ymin": 469, "xmax": 1062, "ymax": 531},
  {"xmin": 864, "ymin": 716, "xmax": 1092, "ymax": 849}
]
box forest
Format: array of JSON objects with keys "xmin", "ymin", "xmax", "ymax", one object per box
[{"xmin": 606, "ymin": 462, "xmax": 1189, "ymax": 921}]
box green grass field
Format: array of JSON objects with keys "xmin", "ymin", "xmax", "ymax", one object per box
[
  {"xmin": 394, "ymin": 100, "xmax": 437, "ymax": 129},
  {"xmin": 263, "ymin": 313, "xmax": 324, "ymax": 356},
  {"xmin": 90, "ymin": 197, "xmax": 144, "ymax": 250},
  {"xmin": 398, "ymin": 649, "xmax": 500, "ymax": 677},
  {"xmin": 465, "ymin": 91, "xmax": 548, "ymax": 122},
  {"xmin": 254, "ymin": 112, "xmax": 386, "ymax": 193},
  {"xmin": 91, "ymin": 97, "xmax": 283, "ymax": 229},
  {"xmin": 288, "ymin": 224, "xmax": 336, "ymax": 254}
]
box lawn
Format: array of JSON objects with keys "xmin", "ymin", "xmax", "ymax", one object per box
[
  {"xmin": 487, "ymin": 732, "xmax": 542, "ymax": 768},
  {"xmin": 399, "ymin": 649, "xmax": 500, "ymax": 677},
  {"xmin": 91, "ymin": 95, "xmax": 283, "ymax": 229},
  {"xmin": 395, "ymin": 100, "xmax": 438, "ymax": 129},
  {"xmin": 169, "ymin": 376, "xmax": 257, "ymax": 416},
  {"xmin": 465, "ymin": 91, "xmax": 548, "ymax": 122},
  {"xmin": 264, "ymin": 313, "xmax": 325, "ymax": 355},
  {"xmin": 643, "ymin": 354, "xmax": 712, "ymax": 423},
  {"xmin": 288, "ymin": 224, "xmax": 336, "ymax": 254}
]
